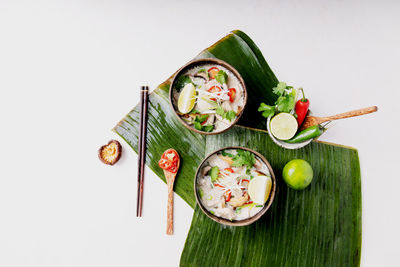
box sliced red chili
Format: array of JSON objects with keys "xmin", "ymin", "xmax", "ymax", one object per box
[
  {"xmin": 159, "ymin": 149, "xmax": 179, "ymax": 173},
  {"xmin": 214, "ymin": 183, "xmax": 225, "ymax": 188},
  {"xmin": 207, "ymin": 85, "xmax": 222, "ymax": 101},
  {"xmin": 208, "ymin": 67, "xmax": 220, "ymax": 79},
  {"xmin": 168, "ymin": 165, "xmax": 178, "ymax": 173},
  {"xmin": 162, "ymin": 149, "xmax": 179, "ymax": 161},
  {"xmin": 224, "ymin": 168, "xmax": 234, "ymax": 173},
  {"xmin": 228, "ymin": 88, "xmax": 236, "ymax": 102},
  {"xmin": 158, "ymin": 158, "xmax": 172, "ymax": 170},
  {"xmin": 224, "ymin": 190, "xmax": 232, "ymax": 202}
]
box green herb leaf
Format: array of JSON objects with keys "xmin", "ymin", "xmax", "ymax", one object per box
[
  {"xmin": 216, "ymin": 106, "xmax": 224, "ymax": 116},
  {"xmin": 221, "ymin": 151, "xmax": 234, "ymax": 158},
  {"xmin": 175, "ymin": 75, "xmax": 194, "ymax": 90},
  {"xmin": 272, "ymin": 82, "xmax": 287, "ymax": 96},
  {"xmin": 275, "ymin": 93, "xmax": 296, "ymax": 113},
  {"xmin": 203, "ymin": 125, "xmax": 214, "ymax": 132},
  {"xmin": 232, "ymin": 149, "xmax": 256, "ymax": 168},
  {"xmin": 246, "ymin": 167, "xmax": 251, "ymax": 175},
  {"xmin": 195, "ymin": 114, "xmax": 209, "ymax": 123},
  {"xmin": 215, "ymin": 70, "xmax": 228, "ymax": 84},
  {"xmin": 258, "ymin": 103, "xmax": 275, "ymax": 118},
  {"xmin": 194, "ymin": 121, "xmax": 202, "ymax": 131},
  {"xmin": 193, "ymin": 114, "xmax": 214, "ymax": 132},
  {"xmin": 216, "ymin": 106, "xmax": 236, "ymax": 121},
  {"xmin": 225, "ymin": 111, "xmax": 236, "ymax": 121},
  {"xmin": 189, "ymin": 109, "xmax": 201, "ymax": 114}
]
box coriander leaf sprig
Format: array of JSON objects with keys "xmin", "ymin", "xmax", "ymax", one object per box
[
  {"xmin": 193, "ymin": 114, "xmax": 214, "ymax": 132},
  {"xmin": 216, "ymin": 106, "xmax": 236, "ymax": 121},
  {"xmin": 258, "ymin": 103, "xmax": 275, "ymax": 118},
  {"xmin": 258, "ymin": 81, "xmax": 297, "ymax": 118},
  {"xmin": 221, "ymin": 149, "xmax": 256, "ymax": 168}
]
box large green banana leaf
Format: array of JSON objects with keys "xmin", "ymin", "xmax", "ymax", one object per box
[{"xmin": 113, "ymin": 30, "xmax": 361, "ymax": 267}]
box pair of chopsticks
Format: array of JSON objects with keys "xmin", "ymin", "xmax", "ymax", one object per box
[{"xmin": 137, "ymin": 86, "xmax": 149, "ymax": 217}]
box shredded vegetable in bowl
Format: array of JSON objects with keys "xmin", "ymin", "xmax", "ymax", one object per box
[{"xmin": 196, "ymin": 148, "xmax": 274, "ymax": 222}]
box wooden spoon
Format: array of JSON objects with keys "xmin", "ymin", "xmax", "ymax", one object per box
[
  {"xmin": 301, "ymin": 106, "xmax": 378, "ymax": 130},
  {"xmin": 162, "ymin": 149, "xmax": 180, "ymax": 235}
]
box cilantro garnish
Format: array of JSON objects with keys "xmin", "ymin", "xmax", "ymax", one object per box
[
  {"xmin": 216, "ymin": 106, "xmax": 236, "ymax": 121},
  {"xmin": 189, "ymin": 109, "xmax": 201, "ymax": 114},
  {"xmin": 198, "ymin": 68, "xmax": 207, "ymax": 73},
  {"xmin": 194, "ymin": 114, "xmax": 214, "ymax": 132},
  {"xmin": 221, "ymin": 150, "xmax": 234, "ymax": 158},
  {"xmin": 195, "ymin": 114, "xmax": 209, "ymax": 124},
  {"xmin": 272, "ymin": 82, "xmax": 287, "ymax": 96},
  {"xmin": 203, "ymin": 125, "xmax": 214, "ymax": 132},
  {"xmin": 258, "ymin": 81, "xmax": 297, "ymax": 117},
  {"xmin": 246, "ymin": 167, "xmax": 252, "ymax": 175},
  {"xmin": 276, "ymin": 87, "xmax": 296, "ymax": 113},
  {"xmin": 258, "ymin": 103, "xmax": 275, "ymax": 118},
  {"xmin": 175, "ymin": 75, "xmax": 195, "ymax": 90},
  {"xmin": 231, "ymin": 149, "xmax": 256, "ymax": 168},
  {"xmin": 215, "ymin": 70, "xmax": 228, "ymax": 84}
]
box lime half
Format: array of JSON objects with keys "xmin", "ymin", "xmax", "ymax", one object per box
[
  {"xmin": 270, "ymin": 113, "xmax": 298, "ymax": 140},
  {"xmin": 248, "ymin": 175, "xmax": 272, "ymax": 205},
  {"xmin": 178, "ymin": 83, "xmax": 196, "ymax": 114}
]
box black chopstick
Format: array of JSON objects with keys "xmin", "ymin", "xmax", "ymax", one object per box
[{"xmin": 137, "ymin": 85, "xmax": 149, "ymax": 217}]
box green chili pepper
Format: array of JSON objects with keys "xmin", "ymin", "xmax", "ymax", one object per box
[{"xmin": 285, "ymin": 125, "xmax": 324, "ymax": 143}]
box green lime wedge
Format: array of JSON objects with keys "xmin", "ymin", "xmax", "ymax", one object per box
[
  {"xmin": 248, "ymin": 175, "xmax": 272, "ymax": 204},
  {"xmin": 178, "ymin": 83, "xmax": 196, "ymax": 114}
]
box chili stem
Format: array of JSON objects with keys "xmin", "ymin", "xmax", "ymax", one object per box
[{"xmin": 299, "ymin": 88, "xmax": 306, "ymax": 102}]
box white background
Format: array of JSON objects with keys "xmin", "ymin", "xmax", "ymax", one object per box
[{"xmin": 1, "ymin": 0, "xmax": 399, "ymax": 266}]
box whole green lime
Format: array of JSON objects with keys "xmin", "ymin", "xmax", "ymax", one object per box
[{"xmin": 282, "ymin": 159, "xmax": 313, "ymax": 190}]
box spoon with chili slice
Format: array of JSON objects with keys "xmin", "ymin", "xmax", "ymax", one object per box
[{"xmin": 158, "ymin": 149, "xmax": 180, "ymax": 235}]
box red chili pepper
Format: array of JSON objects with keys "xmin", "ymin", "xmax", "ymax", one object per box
[
  {"xmin": 244, "ymin": 201, "xmax": 253, "ymax": 205},
  {"xmin": 295, "ymin": 88, "xmax": 310, "ymax": 126},
  {"xmin": 224, "ymin": 168, "xmax": 234, "ymax": 173},
  {"xmin": 224, "ymin": 190, "xmax": 232, "ymax": 202},
  {"xmin": 208, "ymin": 67, "xmax": 220, "ymax": 79},
  {"xmin": 214, "ymin": 183, "xmax": 225, "ymax": 188},
  {"xmin": 208, "ymin": 85, "xmax": 222, "ymax": 101},
  {"xmin": 227, "ymin": 88, "xmax": 236, "ymax": 102}
]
